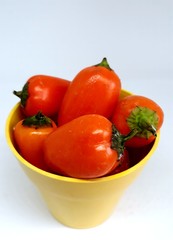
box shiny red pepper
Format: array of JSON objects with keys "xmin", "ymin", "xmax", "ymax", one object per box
[{"xmin": 13, "ymin": 75, "xmax": 70, "ymax": 118}]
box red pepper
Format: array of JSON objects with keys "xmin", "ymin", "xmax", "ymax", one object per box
[
  {"xmin": 13, "ymin": 112, "xmax": 57, "ymax": 171},
  {"xmin": 13, "ymin": 75, "xmax": 70, "ymax": 118},
  {"xmin": 58, "ymin": 58, "xmax": 121, "ymax": 126}
]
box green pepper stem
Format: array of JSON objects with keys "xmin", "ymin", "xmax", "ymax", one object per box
[
  {"xmin": 22, "ymin": 111, "xmax": 52, "ymax": 128},
  {"xmin": 95, "ymin": 57, "xmax": 112, "ymax": 70},
  {"xmin": 111, "ymin": 125, "xmax": 138, "ymax": 159},
  {"xmin": 123, "ymin": 128, "xmax": 139, "ymax": 142},
  {"xmin": 13, "ymin": 82, "xmax": 29, "ymax": 107},
  {"xmin": 127, "ymin": 106, "xmax": 158, "ymax": 139},
  {"xmin": 13, "ymin": 90, "xmax": 22, "ymax": 98},
  {"xmin": 138, "ymin": 120, "xmax": 157, "ymax": 137}
]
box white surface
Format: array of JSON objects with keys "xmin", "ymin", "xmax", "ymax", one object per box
[{"xmin": 0, "ymin": 0, "xmax": 173, "ymax": 239}]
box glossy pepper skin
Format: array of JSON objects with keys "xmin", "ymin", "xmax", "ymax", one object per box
[
  {"xmin": 111, "ymin": 95, "xmax": 164, "ymax": 147},
  {"xmin": 57, "ymin": 58, "xmax": 121, "ymax": 126},
  {"xmin": 13, "ymin": 112, "xmax": 57, "ymax": 171},
  {"xmin": 43, "ymin": 114, "xmax": 136, "ymax": 179},
  {"xmin": 13, "ymin": 75, "xmax": 70, "ymax": 118}
]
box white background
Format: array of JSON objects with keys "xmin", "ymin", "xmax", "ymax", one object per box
[{"xmin": 1, "ymin": 0, "xmax": 173, "ymax": 239}]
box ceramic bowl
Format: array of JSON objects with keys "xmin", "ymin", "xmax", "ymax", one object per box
[{"xmin": 5, "ymin": 89, "xmax": 160, "ymax": 228}]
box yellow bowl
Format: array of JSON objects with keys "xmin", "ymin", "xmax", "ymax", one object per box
[{"xmin": 5, "ymin": 89, "xmax": 160, "ymax": 229}]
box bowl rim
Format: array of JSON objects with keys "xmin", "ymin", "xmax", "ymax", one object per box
[{"xmin": 5, "ymin": 90, "xmax": 160, "ymax": 184}]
